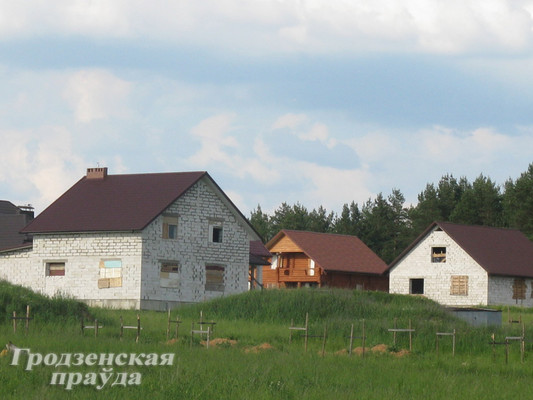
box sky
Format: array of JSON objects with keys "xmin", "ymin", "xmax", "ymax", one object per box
[{"xmin": 1, "ymin": 1, "xmax": 533, "ymax": 218}]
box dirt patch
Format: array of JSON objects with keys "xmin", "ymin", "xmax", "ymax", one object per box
[
  {"xmin": 391, "ymin": 349, "xmax": 410, "ymax": 357},
  {"xmin": 201, "ymin": 338, "xmax": 237, "ymax": 347},
  {"xmin": 352, "ymin": 347, "xmax": 371, "ymax": 356},
  {"xmin": 165, "ymin": 338, "xmax": 179, "ymax": 345},
  {"xmin": 371, "ymin": 344, "xmax": 389, "ymax": 353},
  {"xmin": 244, "ymin": 343, "xmax": 274, "ymax": 353}
]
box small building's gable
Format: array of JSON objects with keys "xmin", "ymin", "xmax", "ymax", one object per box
[
  {"xmin": 389, "ymin": 226, "xmax": 488, "ymax": 306},
  {"xmin": 389, "ymin": 222, "xmax": 533, "ymax": 307}
]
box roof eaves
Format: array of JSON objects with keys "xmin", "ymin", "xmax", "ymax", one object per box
[
  {"xmin": 202, "ymin": 173, "xmax": 261, "ymax": 241},
  {"xmin": 385, "ymin": 221, "xmax": 439, "ymax": 274},
  {"xmin": 0, "ymin": 243, "xmax": 33, "ymax": 254}
]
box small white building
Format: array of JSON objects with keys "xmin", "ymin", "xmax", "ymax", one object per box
[
  {"xmin": 0, "ymin": 168, "xmax": 260, "ymax": 310},
  {"xmin": 388, "ymin": 222, "xmax": 533, "ymax": 307}
]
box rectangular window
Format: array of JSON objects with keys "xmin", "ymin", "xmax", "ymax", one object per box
[
  {"xmin": 209, "ymin": 221, "xmax": 223, "ymax": 243},
  {"xmin": 162, "ymin": 216, "xmax": 178, "ymax": 239},
  {"xmin": 160, "ymin": 263, "xmax": 180, "ymax": 288},
  {"xmin": 410, "ymin": 278, "xmax": 424, "ymax": 295},
  {"xmin": 431, "ymin": 247, "xmax": 446, "ymax": 263},
  {"xmin": 205, "ymin": 265, "xmax": 225, "ymax": 292},
  {"xmin": 46, "ymin": 262, "xmax": 65, "ymax": 277},
  {"xmin": 513, "ymin": 278, "xmax": 526, "ymax": 300},
  {"xmin": 450, "ymin": 275, "xmax": 468, "ymax": 296},
  {"xmin": 98, "ymin": 259, "xmax": 122, "ymax": 289}
]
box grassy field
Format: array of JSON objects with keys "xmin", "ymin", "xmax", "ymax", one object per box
[{"xmin": 1, "ymin": 281, "xmax": 533, "ymax": 399}]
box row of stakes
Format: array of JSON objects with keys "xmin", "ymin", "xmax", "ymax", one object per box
[{"xmin": 8, "ymin": 306, "xmax": 529, "ymax": 362}]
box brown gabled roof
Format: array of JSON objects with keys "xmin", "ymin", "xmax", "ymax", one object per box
[
  {"xmin": 21, "ymin": 171, "xmax": 207, "ymax": 233},
  {"xmin": 388, "ymin": 222, "xmax": 533, "ymax": 278},
  {"xmin": 267, "ymin": 230, "xmax": 388, "ymax": 275},
  {"xmin": 249, "ymin": 240, "xmax": 271, "ymax": 266}
]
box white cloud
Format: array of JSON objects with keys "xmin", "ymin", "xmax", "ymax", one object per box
[
  {"xmin": 0, "ymin": 127, "xmax": 87, "ymax": 213},
  {"xmin": 1, "ymin": 1, "xmax": 533, "ymax": 55},
  {"xmin": 273, "ymin": 113, "xmax": 337, "ymax": 148},
  {"xmin": 62, "ymin": 70, "xmax": 132, "ymax": 123},
  {"xmin": 187, "ymin": 113, "xmax": 239, "ymax": 167}
]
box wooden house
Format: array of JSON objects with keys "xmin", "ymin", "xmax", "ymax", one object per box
[{"xmin": 262, "ymin": 230, "xmax": 388, "ymax": 290}]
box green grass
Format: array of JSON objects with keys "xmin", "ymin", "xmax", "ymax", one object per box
[{"xmin": 1, "ymin": 282, "xmax": 533, "ymax": 399}]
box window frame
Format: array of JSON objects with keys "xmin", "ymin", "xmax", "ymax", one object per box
[
  {"xmin": 98, "ymin": 259, "xmax": 122, "ymax": 289},
  {"xmin": 450, "ymin": 275, "xmax": 468, "ymax": 296},
  {"xmin": 431, "ymin": 247, "xmax": 447, "ymax": 263},
  {"xmin": 160, "ymin": 262, "xmax": 180, "ymax": 288},
  {"xmin": 162, "ymin": 215, "xmax": 179, "ymax": 240},
  {"xmin": 205, "ymin": 264, "xmax": 225, "ymax": 292},
  {"xmin": 46, "ymin": 261, "xmax": 65, "ymax": 277},
  {"xmin": 208, "ymin": 220, "xmax": 224, "ymax": 243}
]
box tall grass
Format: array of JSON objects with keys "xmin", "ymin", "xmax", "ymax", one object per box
[
  {"xmin": 0, "ymin": 280, "xmax": 88, "ymax": 324},
  {"xmin": 2, "ymin": 284, "xmax": 533, "ymax": 399}
]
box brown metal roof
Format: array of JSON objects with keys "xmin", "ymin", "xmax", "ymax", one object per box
[
  {"xmin": 388, "ymin": 222, "xmax": 533, "ymax": 278},
  {"xmin": 21, "ymin": 171, "xmax": 207, "ymax": 233},
  {"xmin": 249, "ymin": 240, "xmax": 271, "ymax": 258},
  {"xmin": 249, "ymin": 240, "xmax": 271, "ymax": 266},
  {"xmin": 267, "ymin": 230, "xmax": 388, "ymax": 275}
]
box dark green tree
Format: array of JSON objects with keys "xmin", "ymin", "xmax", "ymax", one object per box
[
  {"xmin": 504, "ymin": 163, "xmax": 533, "ymax": 238},
  {"xmin": 249, "ymin": 204, "xmax": 271, "ymax": 242},
  {"xmin": 450, "ymin": 174, "xmax": 503, "ymax": 226}
]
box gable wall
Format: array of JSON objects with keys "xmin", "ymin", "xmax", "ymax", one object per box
[
  {"xmin": 0, "ymin": 232, "xmax": 143, "ymax": 308},
  {"xmin": 140, "ymin": 178, "xmax": 250, "ymax": 309},
  {"xmin": 389, "ymin": 230, "xmax": 489, "ymax": 306},
  {"xmin": 269, "ymin": 236, "xmax": 301, "ymax": 253}
]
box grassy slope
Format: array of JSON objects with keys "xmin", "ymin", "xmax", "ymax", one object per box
[
  {"xmin": 0, "ymin": 280, "xmax": 89, "ymax": 324},
  {"xmin": 1, "ymin": 283, "xmax": 532, "ymax": 399}
]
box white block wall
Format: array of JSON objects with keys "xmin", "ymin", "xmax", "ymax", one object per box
[
  {"xmin": 488, "ymin": 276, "xmax": 533, "ymax": 307},
  {"xmin": 389, "ymin": 229, "xmax": 489, "ymax": 306},
  {"xmin": 140, "ymin": 178, "xmax": 250, "ymax": 310},
  {"xmin": 0, "ymin": 232, "xmax": 143, "ymax": 309}
]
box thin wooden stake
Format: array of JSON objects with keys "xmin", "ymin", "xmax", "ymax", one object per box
[
  {"xmin": 167, "ymin": 309, "xmax": 171, "ymax": 340},
  {"xmin": 362, "ymin": 319, "xmax": 366, "ymax": 359},
  {"xmin": 12, "ymin": 311, "xmax": 16, "ymax": 334},
  {"xmin": 409, "ymin": 319, "xmax": 413, "ymax": 351},
  {"xmin": 25, "ymin": 305, "xmax": 30, "ymax": 334},
  {"xmin": 304, "ymin": 312, "xmax": 309, "ymax": 353},
  {"xmin": 321, "ymin": 326, "xmax": 327, "ymax": 357},
  {"xmin": 348, "ymin": 324, "xmax": 354, "ymax": 356},
  {"xmin": 136, "ymin": 314, "xmax": 140, "ymax": 343}
]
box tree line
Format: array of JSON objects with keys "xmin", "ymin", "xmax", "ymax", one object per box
[{"xmin": 249, "ymin": 163, "xmax": 533, "ymax": 264}]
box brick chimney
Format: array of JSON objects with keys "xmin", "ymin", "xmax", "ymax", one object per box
[{"xmin": 86, "ymin": 167, "xmax": 108, "ymax": 180}]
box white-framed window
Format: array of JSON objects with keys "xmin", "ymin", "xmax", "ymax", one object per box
[
  {"xmin": 46, "ymin": 262, "xmax": 65, "ymax": 277},
  {"xmin": 162, "ymin": 215, "xmax": 178, "ymax": 239},
  {"xmin": 160, "ymin": 262, "xmax": 180, "ymax": 288},
  {"xmin": 205, "ymin": 265, "xmax": 225, "ymax": 292},
  {"xmin": 208, "ymin": 220, "xmax": 223, "ymax": 243},
  {"xmin": 98, "ymin": 259, "xmax": 122, "ymax": 289}
]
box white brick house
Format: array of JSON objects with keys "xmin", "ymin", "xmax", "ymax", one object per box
[
  {"xmin": 0, "ymin": 168, "xmax": 260, "ymax": 310},
  {"xmin": 388, "ymin": 222, "xmax": 533, "ymax": 307}
]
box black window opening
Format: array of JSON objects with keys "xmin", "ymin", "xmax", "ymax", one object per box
[
  {"xmin": 212, "ymin": 226, "xmax": 223, "ymax": 243},
  {"xmin": 410, "ymin": 278, "xmax": 424, "ymax": 295}
]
